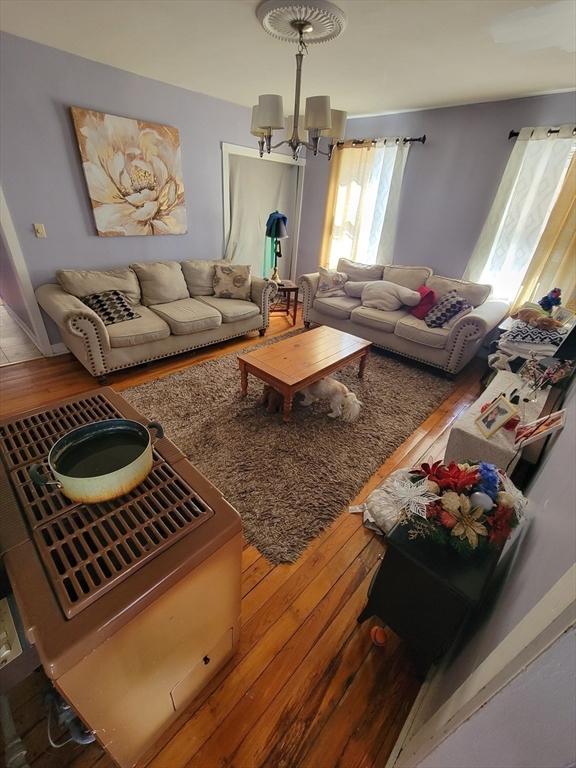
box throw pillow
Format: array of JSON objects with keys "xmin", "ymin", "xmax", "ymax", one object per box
[
  {"xmin": 337, "ymin": 258, "xmax": 384, "ymax": 282},
  {"xmin": 410, "ymin": 285, "xmax": 437, "ymax": 319},
  {"xmin": 445, "ymin": 306, "xmax": 473, "ymax": 327},
  {"xmin": 81, "ymin": 290, "xmax": 141, "ymax": 326},
  {"xmin": 424, "ymin": 290, "xmax": 472, "ymax": 328},
  {"xmin": 181, "ymin": 259, "xmax": 227, "ymax": 296},
  {"xmin": 317, "ymin": 267, "xmax": 348, "ymax": 297},
  {"xmin": 213, "ymin": 264, "xmax": 251, "ymax": 300},
  {"xmin": 130, "ymin": 261, "xmax": 190, "ymax": 306},
  {"xmin": 361, "ymin": 280, "xmax": 421, "ymax": 312},
  {"xmin": 344, "ymin": 281, "xmax": 374, "ymax": 298},
  {"xmin": 57, "ymin": 267, "xmax": 141, "ymax": 305}
]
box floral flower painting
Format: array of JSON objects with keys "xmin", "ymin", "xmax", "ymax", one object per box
[{"xmin": 71, "ymin": 107, "xmax": 187, "ymax": 237}]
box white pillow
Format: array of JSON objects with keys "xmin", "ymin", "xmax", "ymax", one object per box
[
  {"xmin": 361, "ymin": 280, "xmax": 421, "ymax": 311},
  {"xmin": 317, "ymin": 267, "xmax": 348, "ymax": 297},
  {"xmin": 344, "ymin": 281, "xmax": 375, "ymax": 298}
]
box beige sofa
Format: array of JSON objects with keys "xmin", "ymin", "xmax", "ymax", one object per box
[
  {"xmin": 298, "ymin": 261, "xmax": 509, "ymax": 375},
  {"xmin": 36, "ymin": 260, "xmax": 277, "ymax": 381}
]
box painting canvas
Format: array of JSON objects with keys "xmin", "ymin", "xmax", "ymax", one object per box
[{"xmin": 71, "ymin": 107, "xmax": 187, "ymax": 237}]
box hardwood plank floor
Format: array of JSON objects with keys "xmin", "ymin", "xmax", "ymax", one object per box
[{"xmin": 0, "ymin": 311, "xmax": 485, "ymax": 768}]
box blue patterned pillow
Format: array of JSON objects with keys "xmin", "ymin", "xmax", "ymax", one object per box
[{"xmin": 424, "ymin": 290, "xmax": 472, "ymax": 328}]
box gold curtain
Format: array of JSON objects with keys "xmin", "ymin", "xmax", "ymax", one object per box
[
  {"xmin": 319, "ymin": 146, "xmax": 344, "ymax": 268},
  {"xmin": 511, "ymin": 156, "xmax": 576, "ymax": 313}
]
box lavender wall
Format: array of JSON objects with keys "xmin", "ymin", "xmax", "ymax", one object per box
[
  {"xmin": 418, "ymin": 628, "xmax": 576, "ymax": 768},
  {"xmin": 418, "ymin": 378, "xmax": 576, "ymax": 722},
  {"xmin": 297, "ymin": 92, "xmax": 576, "ymax": 277},
  {"xmin": 0, "ymin": 32, "xmax": 259, "ymax": 295}
]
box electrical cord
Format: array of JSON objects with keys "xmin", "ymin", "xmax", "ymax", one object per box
[{"xmin": 46, "ymin": 699, "xmax": 73, "ymax": 749}]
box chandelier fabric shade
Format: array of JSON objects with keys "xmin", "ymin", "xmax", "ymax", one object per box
[
  {"xmin": 322, "ymin": 109, "xmax": 347, "ymax": 140},
  {"xmin": 304, "ymin": 96, "xmax": 332, "ymax": 130},
  {"xmin": 257, "ymin": 95, "xmax": 285, "ymax": 129},
  {"xmin": 250, "ymin": 106, "xmax": 268, "ymax": 137}
]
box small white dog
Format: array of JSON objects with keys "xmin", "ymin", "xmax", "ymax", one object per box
[{"xmin": 300, "ymin": 377, "xmax": 362, "ymax": 422}]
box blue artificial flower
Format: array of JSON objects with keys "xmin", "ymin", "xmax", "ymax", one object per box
[{"xmin": 475, "ymin": 462, "xmax": 500, "ymax": 501}]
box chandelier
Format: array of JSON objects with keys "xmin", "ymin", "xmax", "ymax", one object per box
[{"xmin": 252, "ymin": 0, "xmax": 348, "ymax": 161}]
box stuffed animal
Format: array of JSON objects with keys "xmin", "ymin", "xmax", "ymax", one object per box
[
  {"xmin": 511, "ymin": 306, "xmax": 563, "ymax": 330},
  {"xmin": 261, "ymin": 385, "xmax": 284, "ymax": 414},
  {"xmin": 538, "ymin": 288, "xmax": 562, "ymax": 314}
]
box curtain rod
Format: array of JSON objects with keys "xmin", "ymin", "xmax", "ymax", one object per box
[
  {"xmin": 508, "ymin": 127, "xmax": 576, "ymax": 140},
  {"xmin": 336, "ymin": 135, "xmax": 426, "ymax": 148}
]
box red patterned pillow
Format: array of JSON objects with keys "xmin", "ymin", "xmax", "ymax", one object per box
[{"xmin": 410, "ymin": 286, "xmax": 436, "ymax": 319}]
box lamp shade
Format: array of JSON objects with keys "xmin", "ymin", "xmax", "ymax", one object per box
[
  {"xmin": 321, "ymin": 109, "xmax": 347, "ymax": 140},
  {"xmin": 265, "ymin": 211, "xmax": 288, "ymax": 239},
  {"xmin": 258, "ymin": 94, "xmax": 284, "ymax": 129},
  {"xmin": 251, "ymin": 106, "xmax": 267, "ymax": 137},
  {"xmin": 304, "ymin": 96, "xmax": 331, "ymax": 130}
]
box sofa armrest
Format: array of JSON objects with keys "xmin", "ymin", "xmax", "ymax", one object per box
[
  {"xmin": 250, "ymin": 277, "xmax": 277, "ymax": 327},
  {"xmin": 445, "ymin": 300, "xmax": 509, "ymax": 374},
  {"xmin": 297, "ymin": 273, "xmax": 320, "ymax": 324},
  {"xmin": 36, "ymin": 284, "xmax": 111, "ymax": 375}
]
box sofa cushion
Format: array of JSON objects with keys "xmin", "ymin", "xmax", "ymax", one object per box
[
  {"xmin": 351, "ymin": 306, "xmax": 409, "ymax": 334},
  {"xmin": 317, "ymin": 267, "xmax": 348, "ymax": 297},
  {"xmin": 395, "ymin": 315, "xmax": 450, "ymax": 349},
  {"xmin": 82, "ymin": 290, "xmax": 141, "ymax": 325},
  {"xmin": 57, "ymin": 267, "xmax": 141, "ymax": 305},
  {"xmin": 383, "ymin": 265, "xmax": 433, "ymax": 291},
  {"xmin": 107, "ymin": 306, "xmax": 171, "ymax": 348},
  {"xmin": 213, "ymin": 264, "xmax": 251, "ymax": 300},
  {"xmin": 361, "ymin": 280, "xmax": 421, "ymax": 311},
  {"xmin": 313, "ymin": 296, "xmax": 362, "ymax": 319},
  {"xmin": 424, "ymin": 290, "xmax": 472, "ymax": 328},
  {"xmin": 410, "ymin": 285, "xmax": 437, "ymax": 319},
  {"xmin": 426, "ymin": 275, "xmax": 490, "ymax": 307},
  {"xmin": 197, "ymin": 296, "xmax": 260, "ymax": 323},
  {"xmin": 181, "ymin": 259, "xmax": 227, "ymax": 296},
  {"xmin": 130, "ymin": 261, "xmax": 190, "ymax": 306},
  {"xmin": 150, "ymin": 298, "xmax": 222, "ymax": 335},
  {"xmin": 337, "ymin": 258, "xmax": 384, "ymax": 282}
]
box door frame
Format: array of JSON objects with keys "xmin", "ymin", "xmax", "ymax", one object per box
[
  {"xmin": 221, "ymin": 143, "xmax": 306, "ymax": 281},
  {"xmin": 0, "ymin": 186, "xmax": 53, "ymax": 356}
]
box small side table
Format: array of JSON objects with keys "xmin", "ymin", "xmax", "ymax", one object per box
[
  {"xmin": 357, "ymin": 523, "xmax": 504, "ymax": 675},
  {"xmin": 269, "ymin": 280, "xmax": 299, "ymax": 326}
]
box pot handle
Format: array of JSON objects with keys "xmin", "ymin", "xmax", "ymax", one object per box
[
  {"xmin": 147, "ymin": 421, "xmax": 164, "ymax": 443},
  {"xmin": 30, "ymin": 464, "xmax": 62, "ymax": 489}
]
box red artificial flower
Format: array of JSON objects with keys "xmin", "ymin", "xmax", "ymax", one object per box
[
  {"xmin": 486, "ymin": 504, "xmax": 514, "ymax": 544},
  {"xmin": 422, "ymin": 462, "xmax": 479, "ymax": 493},
  {"xmin": 438, "ymin": 509, "xmax": 458, "ymax": 529},
  {"xmin": 425, "ymin": 501, "xmax": 443, "ymax": 521}
]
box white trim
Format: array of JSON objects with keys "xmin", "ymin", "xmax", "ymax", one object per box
[
  {"xmin": 349, "ymin": 88, "xmax": 576, "ymax": 119},
  {"xmin": 393, "ymin": 564, "xmax": 576, "ymax": 767},
  {"xmin": 2, "ymin": 301, "xmax": 41, "ymax": 349},
  {"xmin": 0, "ymin": 186, "xmax": 52, "ymax": 356},
  {"xmin": 50, "ymin": 342, "xmax": 69, "ymax": 356},
  {"xmin": 221, "ymin": 142, "xmax": 306, "ymax": 277},
  {"xmin": 385, "ymin": 667, "xmax": 436, "ymax": 768}
]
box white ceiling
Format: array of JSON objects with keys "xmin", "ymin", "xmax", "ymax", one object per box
[{"xmin": 1, "ymin": 0, "xmax": 575, "ymax": 116}]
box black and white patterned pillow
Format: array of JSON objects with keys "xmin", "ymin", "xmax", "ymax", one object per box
[
  {"xmin": 82, "ymin": 290, "xmax": 141, "ymax": 326},
  {"xmin": 424, "ymin": 290, "xmax": 472, "ymax": 328}
]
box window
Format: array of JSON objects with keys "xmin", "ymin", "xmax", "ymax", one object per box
[
  {"xmin": 464, "ymin": 126, "xmax": 575, "ymax": 304},
  {"xmin": 320, "ymin": 140, "xmax": 410, "ymax": 269}
]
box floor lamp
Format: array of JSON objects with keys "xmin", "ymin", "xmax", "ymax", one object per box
[{"xmin": 266, "ymin": 212, "xmax": 289, "ymax": 284}]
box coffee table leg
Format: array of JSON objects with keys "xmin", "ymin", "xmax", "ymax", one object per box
[
  {"xmin": 292, "ymin": 289, "xmax": 298, "ymax": 325},
  {"xmin": 359, "ymin": 352, "xmax": 368, "ymax": 378},
  {"xmin": 283, "ymin": 392, "xmax": 294, "ymax": 423},
  {"xmin": 239, "ymin": 361, "xmax": 248, "ymax": 397}
]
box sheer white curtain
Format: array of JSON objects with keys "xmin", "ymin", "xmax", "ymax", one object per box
[
  {"xmin": 464, "ymin": 125, "xmax": 576, "ymax": 302},
  {"xmin": 321, "ymin": 140, "xmax": 410, "ymax": 269}
]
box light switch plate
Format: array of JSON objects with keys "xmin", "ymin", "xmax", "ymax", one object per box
[
  {"xmin": 33, "ymin": 223, "xmax": 47, "ymax": 238},
  {"xmin": 0, "ymin": 597, "xmax": 23, "ymax": 667}
]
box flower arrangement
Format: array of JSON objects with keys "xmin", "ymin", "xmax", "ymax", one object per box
[{"xmin": 391, "ymin": 460, "xmax": 526, "ymax": 555}]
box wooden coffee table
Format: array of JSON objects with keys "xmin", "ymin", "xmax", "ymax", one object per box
[{"xmin": 238, "ymin": 326, "xmax": 371, "ymax": 422}]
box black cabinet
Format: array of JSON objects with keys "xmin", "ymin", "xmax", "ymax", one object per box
[{"xmin": 358, "ymin": 523, "xmax": 503, "ymax": 673}]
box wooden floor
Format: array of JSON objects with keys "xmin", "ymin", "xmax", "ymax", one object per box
[{"xmin": 0, "ymin": 311, "xmax": 485, "ymax": 768}]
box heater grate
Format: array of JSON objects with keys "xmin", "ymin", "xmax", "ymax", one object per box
[
  {"xmin": 10, "ymin": 449, "xmax": 165, "ymax": 529},
  {"xmin": 33, "ymin": 462, "xmax": 214, "ymax": 618},
  {"xmin": 0, "ymin": 395, "xmax": 122, "ymax": 470}
]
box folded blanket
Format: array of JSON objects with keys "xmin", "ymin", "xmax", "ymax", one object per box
[{"xmin": 503, "ymin": 320, "xmax": 565, "ymax": 347}]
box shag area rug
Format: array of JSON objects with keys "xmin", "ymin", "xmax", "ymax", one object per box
[{"xmin": 123, "ymin": 332, "xmax": 454, "ymax": 563}]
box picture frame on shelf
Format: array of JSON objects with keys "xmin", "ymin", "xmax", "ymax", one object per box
[
  {"xmin": 553, "ymin": 306, "xmax": 575, "ymax": 326},
  {"xmin": 475, "ymin": 394, "xmax": 518, "ymax": 438}
]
